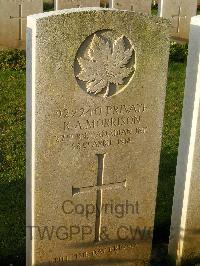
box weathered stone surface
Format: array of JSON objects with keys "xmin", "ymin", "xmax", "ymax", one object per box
[
  {"xmin": 109, "ymin": 0, "xmax": 152, "ymax": 14},
  {"xmin": 26, "ymin": 8, "xmax": 169, "ymax": 265},
  {"xmin": 0, "ymin": 0, "xmax": 43, "ymax": 49},
  {"xmin": 158, "ymin": 0, "xmax": 197, "ymax": 40},
  {"xmin": 55, "ymin": 0, "xmax": 100, "ymax": 10},
  {"xmin": 169, "ymin": 16, "xmax": 200, "ymax": 264}
]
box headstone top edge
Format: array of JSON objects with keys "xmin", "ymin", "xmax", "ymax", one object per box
[
  {"xmin": 27, "ymin": 7, "xmax": 110, "ymax": 21},
  {"xmin": 27, "ymin": 7, "xmax": 170, "ymax": 28}
]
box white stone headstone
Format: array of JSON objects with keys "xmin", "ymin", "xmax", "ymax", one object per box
[
  {"xmin": 109, "ymin": 0, "xmax": 152, "ymax": 14},
  {"xmin": 0, "ymin": 0, "xmax": 43, "ymax": 49},
  {"xmin": 169, "ymin": 16, "xmax": 200, "ymax": 264},
  {"xmin": 26, "ymin": 8, "xmax": 170, "ymax": 265},
  {"xmin": 159, "ymin": 0, "xmax": 197, "ymax": 40},
  {"xmin": 55, "ymin": 0, "xmax": 100, "ymax": 10}
]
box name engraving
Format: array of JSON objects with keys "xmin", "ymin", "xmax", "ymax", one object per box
[{"xmin": 55, "ymin": 103, "xmax": 148, "ymax": 150}]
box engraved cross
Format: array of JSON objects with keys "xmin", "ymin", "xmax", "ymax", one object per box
[
  {"xmin": 10, "ymin": 4, "xmax": 26, "ymax": 41},
  {"xmin": 72, "ymin": 154, "xmax": 127, "ymax": 242},
  {"xmin": 172, "ymin": 6, "xmax": 187, "ymax": 33}
]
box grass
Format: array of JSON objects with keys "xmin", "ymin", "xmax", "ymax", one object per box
[
  {"xmin": 156, "ymin": 62, "xmax": 186, "ymax": 240},
  {"xmin": 151, "ymin": 62, "xmax": 186, "ymax": 265},
  {"xmin": 0, "ymin": 70, "xmax": 26, "ymax": 265},
  {"xmin": 151, "ymin": 5, "xmax": 158, "ymax": 16},
  {"xmin": 0, "ymin": 49, "xmax": 187, "ymax": 265},
  {"xmin": 44, "ymin": 0, "xmax": 54, "ymax": 12}
]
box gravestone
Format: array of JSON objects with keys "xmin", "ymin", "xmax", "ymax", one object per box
[
  {"xmin": 169, "ymin": 16, "xmax": 200, "ymax": 264},
  {"xmin": 26, "ymin": 8, "xmax": 170, "ymax": 265},
  {"xmin": 109, "ymin": 0, "xmax": 152, "ymax": 14},
  {"xmin": 55, "ymin": 0, "xmax": 100, "ymax": 10},
  {"xmin": 0, "ymin": 0, "xmax": 43, "ymax": 49},
  {"xmin": 158, "ymin": 0, "xmax": 197, "ymax": 41}
]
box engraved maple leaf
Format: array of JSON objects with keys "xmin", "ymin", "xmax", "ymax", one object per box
[{"xmin": 77, "ymin": 34, "xmax": 134, "ymax": 98}]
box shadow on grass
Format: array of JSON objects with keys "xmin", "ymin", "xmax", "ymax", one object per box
[
  {"xmin": 0, "ymin": 179, "xmax": 26, "ymax": 266},
  {"xmin": 181, "ymin": 257, "xmax": 200, "ymax": 266},
  {"xmin": 153, "ymin": 62, "xmax": 186, "ymax": 246},
  {"xmin": 150, "ymin": 148, "xmax": 178, "ymax": 266},
  {"xmin": 153, "ymin": 148, "xmax": 178, "ymax": 243}
]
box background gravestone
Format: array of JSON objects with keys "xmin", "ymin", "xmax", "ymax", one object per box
[
  {"xmin": 0, "ymin": 0, "xmax": 43, "ymax": 49},
  {"xmin": 54, "ymin": 0, "xmax": 100, "ymax": 10},
  {"xmin": 169, "ymin": 16, "xmax": 200, "ymax": 264},
  {"xmin": 26, "ymin": 8, "xmax": 169, "ymax": 265},
  {"xmin": 109, "ymin": 0, "xmax": 152, "ymax": 14},
  {"xmin": 159, "ymin": 0, "xmax": 197, "ymax": 41}
]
